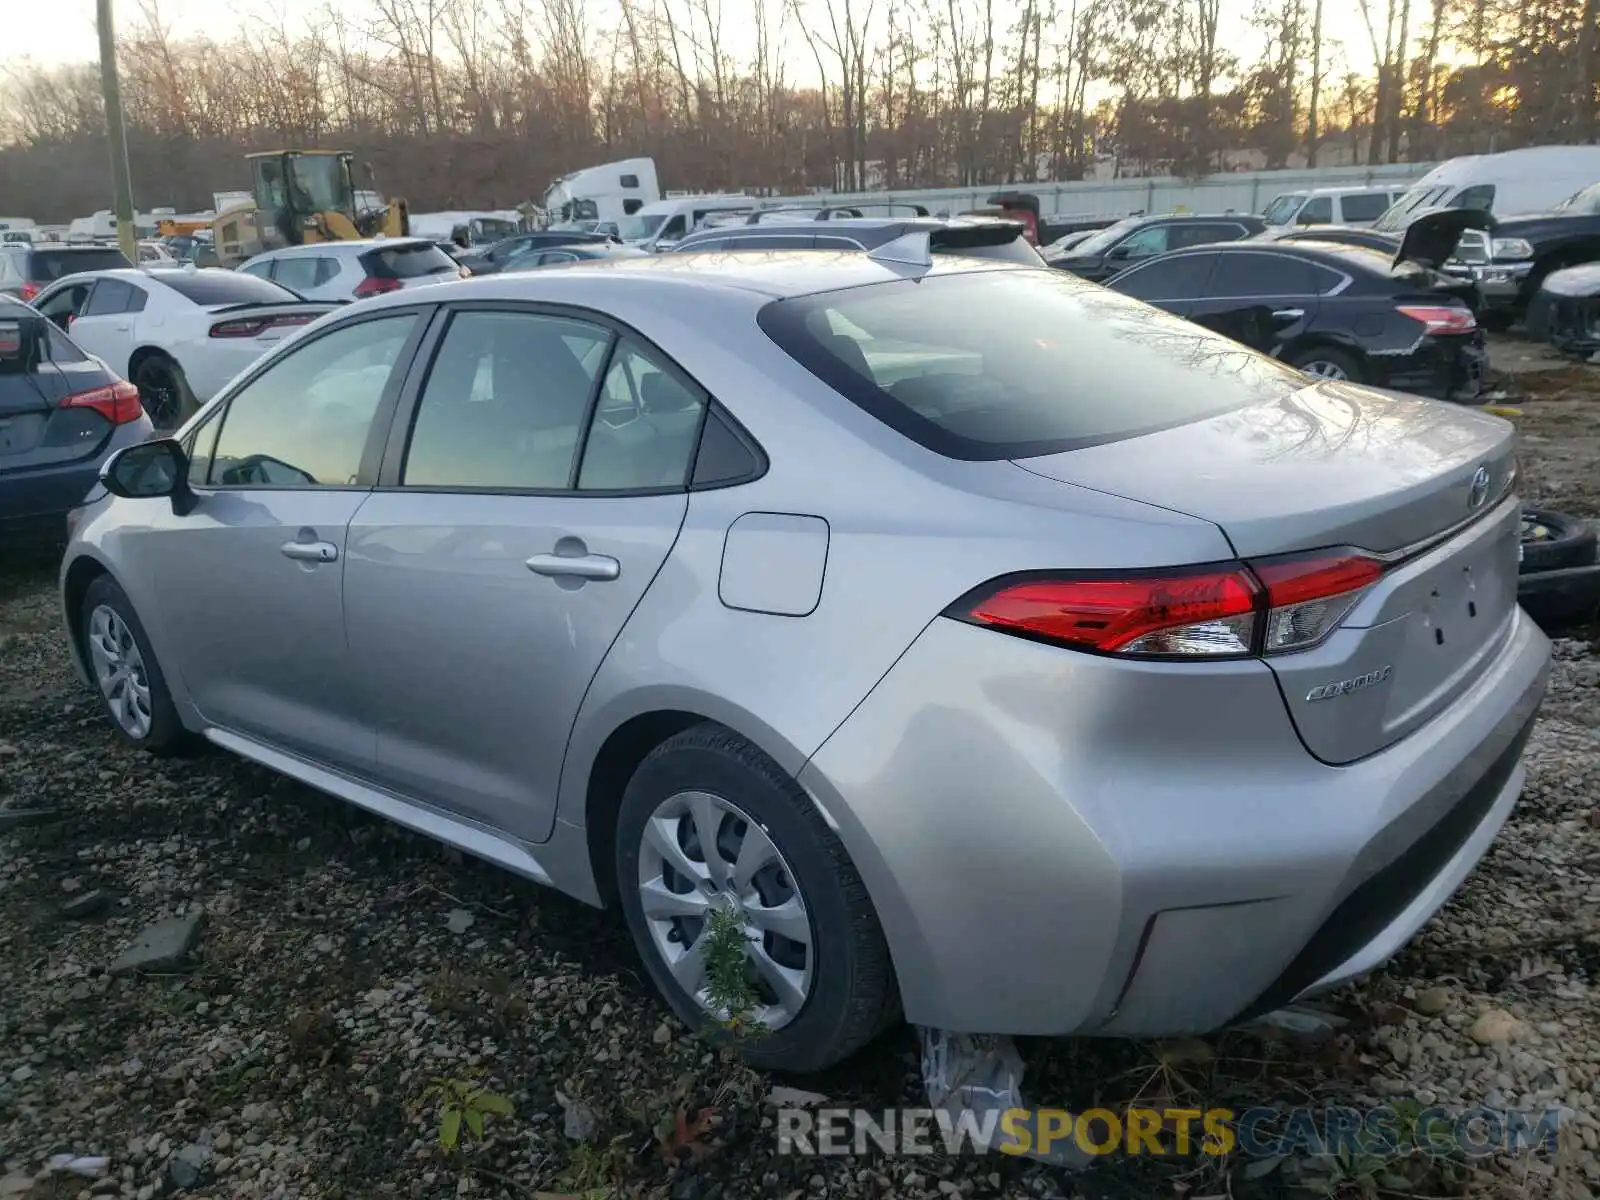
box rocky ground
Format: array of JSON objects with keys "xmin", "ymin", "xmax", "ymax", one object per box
[{"xmin": 2, "ymin": 341, "xmax": 1599, "ymax": 1200}]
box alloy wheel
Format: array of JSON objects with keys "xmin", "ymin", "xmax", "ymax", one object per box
[
  {"xmin": 1300, "ymin": 359, "xmax": 1349, "ymax": 381},
  {"xmin": 86, "ymin": 604, "xmax": 153, "ymax": 739},
  {"xmin": 636, "ymin": 789, "xmax": 815, "ymax": 1029},
  {"xmin": 136, "ymin": 363, "xmax": 181, "ymax": 430}
]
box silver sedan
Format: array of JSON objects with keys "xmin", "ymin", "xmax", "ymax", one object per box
[{"xmin": 59, "ymin": 239, "xmax": 1549, "ymax": 1071}]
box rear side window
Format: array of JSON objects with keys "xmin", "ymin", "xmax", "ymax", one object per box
[
  {"xmin": 28, "ymin": 248, "xmax": 132, "ymax": 279},
  {"xmin": 159, "ymin": 272, "xmax": 300, "ymax": 306},
  {"xmin": 1169, "ymin": 222, "xmax": 1247, "ymax": 249},
  {"xmin": 361, "ymin": 242, "xmax": 458, "ymax": 279},
  {"xmin": 81, "ymin": 279, "xmax": 147, "ymax": 316},
  {"xmin": 758, "ymin": 270, "xmax": 1308, "ymax": 460},
  {"xmin": 272, "ymin": 256, "xmax": 336, "ymax": 292},
  {"xmin": 1207, "ymin": 253, "xmax": 1316, "ymax": 297},
  {"xmin": 1339, "ymin": 193, "xmax": 1390, "ymax": 222}
]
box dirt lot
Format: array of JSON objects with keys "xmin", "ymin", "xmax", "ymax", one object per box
[{"xmin": 2, "ymin": 342, "xmax": 1599, "ymax": 1200}]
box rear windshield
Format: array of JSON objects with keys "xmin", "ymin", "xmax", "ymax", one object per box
[
  {"xmin": 155, "ymin": 271, "xmax": 300, "ymax": 306},
  {"xmin": 28, "ymin": 248, "xmax": 132, "ymax": 280},
  {"xmin": 757, "ymin": 268, "xmax": 1308, "ymax": 460},
  {"xmin": 361, "ymin": 242, "xmax": 459, "ymax": 279}
]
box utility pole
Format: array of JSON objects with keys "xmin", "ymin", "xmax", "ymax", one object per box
[{"xmin": 96, "ymin": 0, "xmax": 139, "ymax": 265}]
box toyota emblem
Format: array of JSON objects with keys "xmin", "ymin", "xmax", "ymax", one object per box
[{"xmin": 1468, "ymin": 465, "xmax": 1491, "ymax": 509}]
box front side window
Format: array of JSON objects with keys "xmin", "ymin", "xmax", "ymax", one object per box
[
  {"xmin": 1449, "ymin": 184, "xmax": 1497, "ymax": 213},
  {"xmin": 239, "ymin": 259, "xmax": 275, "ymax": 280},
  {"xmin": 1297, "ymin": 196, "xmax": 1334, "ymax": 224},
  {"xmin": 579, "ymin": 341, "xmax": 707, "ymax": 490},
  {"xmin": 758, "ymin": 270, "xmax": 1308, "ymax": 460},
  {"xmin": 1113, "ymin": 225, "xmax": 1170, "ymax": 259},
  {"xmin": 208, "ymin": 314, "xmax": 417, "ymax": 487},
  {"xmin": 402, "ymin": 311, "xmax": 610, "ymax": 490},
  {"xmin": 1112, "ymin": 253, "xmax": 1216, "ymax": 301}
]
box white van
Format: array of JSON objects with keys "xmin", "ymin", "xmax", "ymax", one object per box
[
  {"xmin": 618, "ymin": 195, "xmax": 756, "ymax": 252},
  {"xmin": 1261, "ymin": 185, "xmax": 1408, "ymax": 229},
  {"xmin": 1372, "ymin": 145, "xmax": 1600, "ymax": 233}
]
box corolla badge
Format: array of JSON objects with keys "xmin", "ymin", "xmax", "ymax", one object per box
[
  {"xmin": 1468, "ymin": 465, "xmax": 1491, "ymax": 510},
  {"xmin": 1306, "ymin": 665, "xmax": 1393, "ymax": 703}
]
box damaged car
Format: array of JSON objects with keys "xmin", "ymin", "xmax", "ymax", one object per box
[
  {"xmin": 1526, "ymin": 261, "xmax": 1600, "ymax": 358},
  {"xmin": 1105, "ymin": 209, "xmax": 1496, "ymax": 402}
]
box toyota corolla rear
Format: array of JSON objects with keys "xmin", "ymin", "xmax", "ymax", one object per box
[{"xmin": 761, "ymin": 265, "xmax": 1550, "ymax": 1038}]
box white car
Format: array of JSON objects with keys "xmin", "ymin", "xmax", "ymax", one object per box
[
  {"xmin": 237, "ymin": 238, "xmax": 465, "ymax": 302},
  {"xmin": 28, "ymin": 267, "xmax": 337, "ymax": 431}
]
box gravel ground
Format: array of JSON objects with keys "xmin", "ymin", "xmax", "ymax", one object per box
[{"xmin": 2, "ymin": 347, "xmax": 1599, "ymax": 1200}]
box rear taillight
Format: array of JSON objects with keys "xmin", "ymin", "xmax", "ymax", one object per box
[
  {"xmin": 19, "ymin": 281, "xmax": 39, "ymax": 302},
  {"xmin": 354, "ymin": 276, "xmax": 405, "ymax": 298},
  {"xmin": 61, "ymin": 379, "xmax": 143, "ymax": 425},
  {"xmin": 950, "ymin": 550, "xmax": 1386, "ymax": 660},
  {"xmin": 1396, "ymin": 304, "xmax": 1477, "ymax": 335},
  {"xmin": 209, "ymin": 313, "xmax": 316, "ymax": 338},
  {"xmin": 1251, "ymin": 552, "xmax": 1385, "ymax": 653}
]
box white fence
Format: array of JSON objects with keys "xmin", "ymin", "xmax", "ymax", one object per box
[{"xmin": 774, "ymin": 162, "xmax": 1434, "ymax": 219}]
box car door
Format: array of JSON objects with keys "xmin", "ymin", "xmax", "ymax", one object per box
[
  {"xmin": 63, "ymin": 279, "xmax": 146, "ymax": 377},
  {"xmin": 136, "ymin": 308, "xmax": 429, "ymax": 773},
  {"xmin": 1184, "ymin": 251, "xmax": 1320, "ymax": 353},
  {"xmin": 1105, "ymin": 251, "xmax": 1218, "ymax": 318},
  {"xmin": 342, "ymin": 305, "xmax": 704, "ymax": 843}
]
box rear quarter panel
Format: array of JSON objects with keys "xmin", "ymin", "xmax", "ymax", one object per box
[{"xmin": 554, "ymin": 278, "xmax": 1236, "ymax": 832}]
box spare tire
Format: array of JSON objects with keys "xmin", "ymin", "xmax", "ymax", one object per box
[{"xmin": 1521, "ymin": 508, "xmax": 1598, "ymax": 574}]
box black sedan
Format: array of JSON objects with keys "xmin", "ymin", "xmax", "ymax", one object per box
[
  {"xmin": 1049, "ymin": 213, "xmax": 1266, "ymax": 282},
  {"xmin": 1104, "ymin": 238, "xmax": 1487, "ymax": 402},
  {"xmin": 457, "ymin": 230, "xmax": 617, "ymax": 276},
  {"xmin": 502, "ymin": 243, "xmax": 652, "ymax": 271}
]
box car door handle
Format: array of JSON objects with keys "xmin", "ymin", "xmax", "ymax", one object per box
[
  {"xmin": 1271, "ymin": 308, "xmax": 1306, "ymax": 321},
  {"xmin": 526, "ymin": 552, "xmax": 620, "ymax": 581},
  {"xmin": 280, "ymin": 540, "xmax": 339, "ymax": 563}
]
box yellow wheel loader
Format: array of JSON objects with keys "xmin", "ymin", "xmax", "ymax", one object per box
[{"xmin": 212, "ymin": 150, "xmax": 410, "ymax": 267}]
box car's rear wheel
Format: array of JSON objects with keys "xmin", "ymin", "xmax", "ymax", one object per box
[
  {"xmin": 615, "ymin": 724, "xmax": 898, "ymax": 1072},
  {"xmin": 132, "ymin": 354, "xmax": 197, "ymax": 432},
  {"xmin": 1289, "ymin": 345, "xmax": 1364, "ymax": 384},
  {"xmin": 80, "ymin": 576, "xmax": 190, "ymax": 755}
]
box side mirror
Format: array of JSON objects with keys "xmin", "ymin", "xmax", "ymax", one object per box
[
  {"xmin": 1105, "ymin": 244, "xmax": 1131, "ymax": 261},
  {"xmin": 100, "ymin": 437, "xmax": 196, "ymax": 515}
]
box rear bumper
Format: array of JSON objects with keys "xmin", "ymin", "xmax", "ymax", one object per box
[
  {"xmin": 800, "ymin": 607, "xmax": 1549, "ymax": 1037},
  {"xmin": 1376, "ymin": 333, "xmax": 1486, "ymax": 403},
  {"xmin": 0, "ymin": 419, "xmax": 152, "ymax": 546}
]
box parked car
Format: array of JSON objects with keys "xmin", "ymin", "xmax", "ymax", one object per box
[
  {"xmin": 1105, "ymin": 215, "xmax": 1489, "ymax": 402},
  {"xmin": 1260, "ymin": 186, "xmax": 1409, "ymax": 231},
  {"xmin": 1526, "ymin": 261, "xmax": 1600, "ymax": 356},
  {"xmin": 0, "ymin": 297, "xmax": 153, "ymax": 547},
  {"xmin": 457, "ymin": 231, "xmax": 616, "ymax": 276},
  {"xmin": 0, "ymin": 243, "xmax": 133, "ymax": 302},
  {"xmin": 502, "ymin": 243, "xmax": 653, "ymax": 271},
  {"xmin": 61, "ymin": 245, "xmax": 1547, "ymax": 1072},
  {"xmin": 28, "ymin": 267, "xmax": 338, "ymax": 430},
  {"xmin": 671, "ymin": 215, "xmax": 1044, "ymax": 264},
  {"xmin": 1049, "ymin": 213, "xmax": 1266, "ymax": 282},
  {"xmin": 1442, "ymin": 181, "xmax": 1600, "ymax": 326},
  {"xmin": 239, "ymin": 238, "xmax": 466, "ymax": 302}
]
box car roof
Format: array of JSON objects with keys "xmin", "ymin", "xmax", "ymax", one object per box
[
  {"xmin": 263, "ymin": 238, "xmax": 432, "ymax": 258},
  {"xmin": 679, "ymin": 215, "xmax": 1015, "ymax": 243},
  {"xmin": 355, "ymin": 248, "xmax": 1030, "ymax": 308},
  {"xmin": 1205, "ymin": 238, "xmax": 1398, "ymax": 274}
]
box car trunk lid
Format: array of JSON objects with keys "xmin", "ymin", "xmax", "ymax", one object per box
[
  {"xmin": 205, "ymin": 301, "xmax": 334, "ymax": 349},
  {"xmin": 1013, "ymin": 381, "xmax": 1520, "ymax": 763}
]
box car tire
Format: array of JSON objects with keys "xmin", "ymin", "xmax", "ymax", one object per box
[
  {"xmin": 1521, "ymin": 508, "xmax": 1598, "ymax": 574},
  {"xmin": 1287, "ymin": 345, "xmax": 1365, "ymax": 384},
  {"xmin": 132, "ymin": 354, "xmax": 198, "ymax": 433},
  {"xmin": 79, "ymin": 576, "xmax": 192, "ymax": 756},
  {"xmin": 615, "ymin": 723, "xmax": 899, "ymax": 1073}
]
